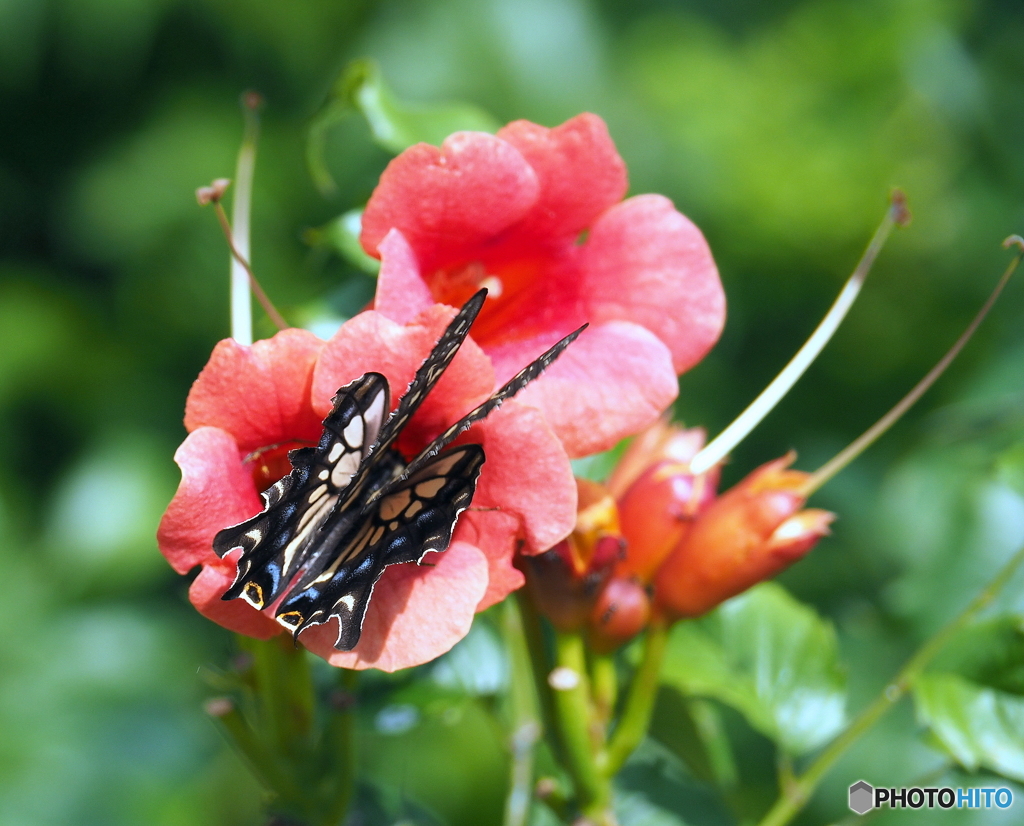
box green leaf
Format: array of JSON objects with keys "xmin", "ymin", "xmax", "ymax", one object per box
[
  {"xmin": 648, "ymin": 689, "xmax": 737, "ymax": 789},
  {"xmin": 996, "ymin": 442, "xmax": 1024, "ymax": 500},
  {"xmin": 659, "ymin": 582, "xmax": 846, "ymax": 755},
  {"xmin": 913, "ymin": 672, "xmax": 1024, "ymax": 782},
  {"xmin": 307, "ymin": 58, "xmax": 500, "ymax": 195},
  {"xmin": 614, "ymin": 790, "xmax": 691, "ymax": 826},
  {"xmin": 571, "ymin": 438, "xmax": 630, "ymax": 483},
  {"xmin": 929, "ymin": 614, "xmax": 1024, "ymax": 696},
  {"xmin": 304, "ymin": 209, "xmax": 380, "ymax": 275}
]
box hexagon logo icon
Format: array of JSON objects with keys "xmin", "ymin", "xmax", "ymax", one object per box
[{"xmin": 849, "ymin": 780, "xmax": 874, "ymax": 815}]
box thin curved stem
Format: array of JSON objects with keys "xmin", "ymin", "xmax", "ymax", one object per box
[
  {"xmin": 229, "ymin": 94, "xmax": 259, "ymax": 344},
  {"xmin": 757, "ymin": 542, "xmax": 1024, "ymax": 826},
  {"xmin": 603, "ymin": 618, "xmax": 669, "ymax": 775},
  {"xmin": 802, "ymin": 237, "xmax": 1023, "ymax": 496},
  {"xmin": 690, "ymin": 194, "xmax": 907, "ymax": 476}
]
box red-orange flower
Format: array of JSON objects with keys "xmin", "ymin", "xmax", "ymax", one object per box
[
  {"xmin": 157, "ymin": 305, "xmax": 576, "ymax": 671},
  {"xmin": 360, "ymin": 113, "xmax": 725, "ymax": 457},
  {"xmin": 654, "ymin": 453, "xmax": 834, "ymax": 618},
  {"xmin": 520, "ymin": 479, "xmax": 625, "ymax": 633}
]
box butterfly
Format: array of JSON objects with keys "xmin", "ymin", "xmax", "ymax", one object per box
[{"xmin": 213, "ymin": 289, "xmax": 585, "ymax": 650}]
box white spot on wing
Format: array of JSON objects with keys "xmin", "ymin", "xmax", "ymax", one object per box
[
  {"xmin": 330, "ymin": 449, "xmax": 361, "ymax": 488},
  {"xmin": 343, "ymin": 415, "xmax": 364, "ymax": 449}
]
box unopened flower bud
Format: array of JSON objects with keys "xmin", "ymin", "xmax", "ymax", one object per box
[
  {"xmin": 521, "ymin": 479, "xmax": 624, "ymax": 631},
  {"xmin": 615, "ymin": 458, "xmax": 717, "ymax": 583},
  {"xmin": 196, "ymin": 178, "xmax": 231, "ymax": 206},
  {"xmin": 588, "ymin": 577, "xmax": 651, "ymax": 653},
  {"xmin": 607, "ymin": 418, "xmax": 707, "ymax": 499},
  {"xmin": 654, "ymin": 453, "xmax": 833, "ymax": 618}
]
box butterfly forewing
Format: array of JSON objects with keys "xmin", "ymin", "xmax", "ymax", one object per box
[
  {"xmin": 403, "ymin": 323, "xmax": 587, "ymax": 477},
  {"xmin": 273, "ymin": 445, "xmax": 485, "ymax": 649},
  {"xmin": 213, "ymin": 372, "xmax": 390, "ymax": 608},
  {"xmin": 370, "ymin": 289, "xmax": 485, "ymax": 457}
]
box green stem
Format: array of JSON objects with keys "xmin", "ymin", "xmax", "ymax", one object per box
[
  {"xmin": 604, "ymin": 619, "xmax": 669, "ymax": 775},
  {"xmin": 504, "ymin": 599, "xmax": 542, "ymax": 826},
  {"xmin": 589, "ymin": 652, "xmax": 618, "ymax": 729},
  {"xmin": 757, "ymin": 542, "xmax": 1024, "ymax": 826},
  {"xmin": 205, "ymin": 697, "xmax": 306, "ymax": 807},
  {"xmin": 516, "ymin": 591, "xmax": 560, "ymax": 755},
  {"xmin": 551, "ymin": 631, "xmax": 610, "ymax": 820},
  {"xmin": 319, "ymin": 669, "xmax": 357, "ymax": 826},
  {"xmin": 241, "ymin": 635, "xmax": 315, "ymax": 761},
  {"xmin": 228, "ymin": 92, "xmax": 264, "ymax": 345}
]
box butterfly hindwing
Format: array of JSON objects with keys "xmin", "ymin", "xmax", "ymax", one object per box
[
  {"xmin": 273, "ymin": 444, "xmax": 486, "ymax": 649},
  {"xmin": 213, "ymin": 372, "xmax": 390, "ymax": 608}
]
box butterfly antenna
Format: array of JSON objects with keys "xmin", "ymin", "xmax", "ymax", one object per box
[{"xmin": 406, "ymin": 323, "xmax": 587, "ymax": 475}]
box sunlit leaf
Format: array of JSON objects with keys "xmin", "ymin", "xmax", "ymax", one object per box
[
  {"xmin": 913, "ymin": 672, "xmax": 1024, "ymax": 782},
  {"xmin": 996, "ymin": 442, "xmax": 1024, "ymax": 501},
  {"xmin": 614, "ymin": 789, "xmax": 691, "ymax": 826},
  {"xmin": 431, "ymin": 620, "xmax": 507, "ymax": 696},
  {"xmin": 304, "ymin": 208, "xmax": 380, "ymax": 274},
  {"xmin": 307, "ymin": 58, "xmax": 499, "ymax": 195},
  {"xmin": 659, "ymin": 583, "xmax": 846, "ymax": 755},
  {"xmin": 929, "ymin": 614, "xmax": 1024, "ymax": 696},
  {"xmin": 648, "ymin": 688, "xmax": 737, "ymax": 789}
]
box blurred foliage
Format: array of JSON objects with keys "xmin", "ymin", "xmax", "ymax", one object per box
[{"xmin": 2, "ymin": 0, "xmax": 1024, "ymax": 823}]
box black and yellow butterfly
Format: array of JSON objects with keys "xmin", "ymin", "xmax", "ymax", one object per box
[{"xmin": 213, "ymin": 290, "xmax": 584, "ymax": 650}]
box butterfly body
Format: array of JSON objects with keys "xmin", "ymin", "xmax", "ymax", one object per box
[{"xmin": 213, "ymin": 290, "xmax": 583, "ymax": 650}]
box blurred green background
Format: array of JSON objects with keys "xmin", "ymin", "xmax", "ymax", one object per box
[{"xmin": 2, "ymin": 0, "xmax": 1024, "ymax": 824}]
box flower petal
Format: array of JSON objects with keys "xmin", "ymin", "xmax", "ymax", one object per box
[
  {"xmin": 157, "ymin": 427, "xmax": 263, "ymax": 574},
  {"xmin": 466, "ymin": 400, "xmax": 576, "ymax": 553},
  {"xmin": 360, "ymin": 132, "xmax": 540, "ymax": 270},
  {"xmin": 497, "ymin": 113, "xmax": 628, "ymax": 241},
  {"xmin": 189, "ymin": 557, "xmax": 282, "ymax": 639},
  {"xmin": 302, "ymin": 541, "xmax": 489, "ymax": 672},
  {"xmin": 184, "ymin": 329, "xmax": 326, "ymax": 453},
  {"xmin": 311, "ymin": 306, "xmax": 495, "ymax": 449},
  {"xmin": 488, "ymin": 321, "xmax": 679, "ymax": 458},
  {"xmin": 374, "ymin": 228, "xmax": 435, "ymax": 325},
  {"xmin": 580, "ymin": 194, "xmax": 725, "ymax": 373},
  {"xmin": 455, "ymin": 509, "xmax": 525, "ymax": 610}
]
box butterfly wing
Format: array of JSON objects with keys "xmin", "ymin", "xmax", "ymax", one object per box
[
  {"xmin": 375, "ymin": 289, "xmax": 485, "ymax": 452},
  {"xmin": 402, "ymin": 322, "xmax": 587, "ymax": 478},
  {"xmin": 273, "ymin": 444, "xmax": 485, "ymax": 650},
  {"xmin": 213, "ymin": 372, "xmax": 390, "ymax": 609}
]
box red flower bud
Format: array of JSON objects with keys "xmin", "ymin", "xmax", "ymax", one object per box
[
  {"xmin": 521, "ymin": 478, "xmax": 625, "ymax": 631},
  {"xmin": 654, "ymin": 452, "xmax": 833, "ymax": 618},
  {"xmin": 588, "ymin": 577, "xmax": 652, "ymax": 653},
  {"xmin": 606, "ymin": 421, "xmax": 719, "ymax": 584},
  {"xmin": 615, "ymin": 458, "xmax": 717, "ymax": 583}
]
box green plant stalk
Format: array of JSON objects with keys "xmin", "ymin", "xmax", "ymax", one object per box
[
  {"xmin": 603, "ymin": 618, "xmax": 669, "ymax": 775},
  {"xmin": 757, "ymin": 542, "xmax": 1024, "ymax": 826},
  {"xmin": 515, "ymin": 591, "xmax": 561, "ymax": 757},
  {"xmin": 208, "ymin": 699, "xmax": 306, "ymax": 809},
  {"xmin": 250, "ymin": 636, "xmax": 314, "ymax": 759},
  {"xmin": 229, "ymin": 96, "xmax": 259, "ymax": 345},
  {"xmin": 504, "ymin": 599, "xmax": 543, "ymax": 826},
  {"xmin": 319, "ymin": 669, "xmax": 358, "ymax": 826},
  {"xmin": 589, "ymin": 651, "xmax": 618, "ymax": 728},
  {"xmin": 551, "ymin": 630, "xmax": 611, "ymax": 820}
]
